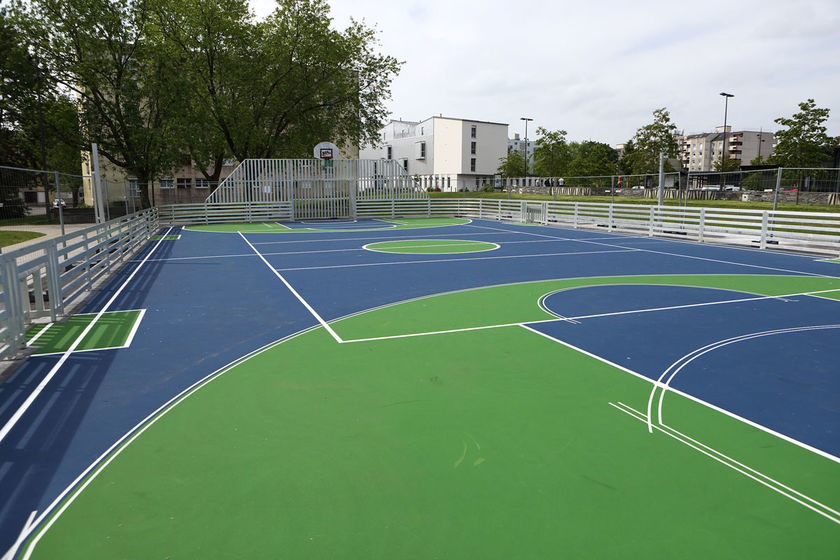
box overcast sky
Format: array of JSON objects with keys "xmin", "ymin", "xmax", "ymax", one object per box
[{"xmin": 248, "ymin": 0, "xmax": 840, "ymax": 145}]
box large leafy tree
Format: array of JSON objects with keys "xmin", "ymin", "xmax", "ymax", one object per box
[
  {"xmin": 533, "ymin": 127, "xmax": 573, "ymax": 177},
  {"xmin": 13, "ymin": 0, "xmax": 185, "ymax": 207},
  {"xmin": 770, "ymin": 99, "xmax": 833, "ymax": 168},
  {"xmin": 1, "ymin": 7, "xmax": 81, "ymax": 214},
  {"xmin": 152, "ymin": 0, "xmax": 401, "ymax": 169},
  {"xmin": 568, "ymin": 141, "xmax": 618, "ymax": 177},
  {"xmin": 624, "ymin": 108, "xmax": 680, "ymax": 174}
]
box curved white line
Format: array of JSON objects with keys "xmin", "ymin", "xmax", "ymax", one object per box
[
  {"xmin": 647, "ymin": 324, "xmax": 840, "ymax": 433},
  {"xmin": 18, "ymin": 326, "xmax": 320, "ymax": 560},
  {"xmin": 362, "ymin": 239, "xmax": 500, "ymax": 255}
]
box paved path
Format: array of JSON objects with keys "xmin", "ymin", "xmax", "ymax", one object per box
[{"xmin": 0, "ymin": 223, "xmax": 91, "ymax": 252}]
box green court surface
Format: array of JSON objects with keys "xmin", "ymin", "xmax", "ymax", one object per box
[
  {"xmin": 186, "ymin": 217, "xmax": 470, "ymax": 233},
  {"xmin": 25, "ymin": 310, "xmax": 144, "ymax": 355},
  {"xmin": 364, "ymin": 239, "xmax": 498, "ymax": 254},
  {"xmin": 25, "ymin": 275, "xmax": 840, "ymax": 558},
  {"xmin": 150, "ymin": 234, "xmax": 181, "ymax": 240}
]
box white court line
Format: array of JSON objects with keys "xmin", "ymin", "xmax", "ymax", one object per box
[
  {"xmin": 609, "ymin": 402, "xmax": 840, "ymax": 525},
  {"xmin": 29, "ymin": 309, "xmax": 147, "ymax": 357},
  {"xmin": 238, "ymin": 232, "xmax": 343, "ymax": 343},
  {"xmin": 522, "ymin": 324, "xmax": 840, "ymax": 465},
  {"xmin": 470, "ymin": 223, "xmax": 840, "ymax": 280},
  {"xmin": 0, "ymin": 228, "xmax": 172, "ymax": 446},
  {"xmin": 649, "ymin": 324, "xmax": 840, "ymax": 435},
  {"xmin": 16, "ymin": 325, "xmax": 320, "ymax": 560},
  {"xmin": 25, "ymin": 323, "xmax": 52, "ymax": 347},
  {"xmin": 275, "ymin": 248, "xmax": 640, "ymax": 272},
  {"xmin": 341, "ymin": 287, "xmax": 840, "ymax": 344}
]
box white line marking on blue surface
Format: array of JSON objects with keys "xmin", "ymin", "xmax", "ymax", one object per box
[
  {"xmin": 0, "ymin": 228, "xmax": 172, "ymax": 446},
  {"xmin": 238, "ymin": 232, "xmax": 343, "ymax": 343}
]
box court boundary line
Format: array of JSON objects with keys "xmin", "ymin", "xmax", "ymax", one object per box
[
  {"xmin": 481, "ymin": 219, "xmax": 840, "ymax": 266},
  {"xmin": 522, "ymin": 324, "xmax": 840, "ymax": 466},
  {"xmin": 238, "ymin": 232, "xmax": 343, "ymax": 343},
  {"xmin": 648, "ymin": 324, "xmax": 840, "ymax": 435},
  {"xmin": 609, "ymin": 402, "xmax": 840, "ymax": 525},
  {"xmin": 339, "ymin": 287, "xmax": 840, "ymax": 344},
  {"xmin": 25, "ymin": 323, "xmax": 52, "ymax": 347},
  {"xmin": 470, "ymin": 223, "xmax": 840, "ymax": 280},
  {"xmin": 0, "ymin": 228, "xmax": 172, "ymax": 446},
  {"xmin": 14, "ymin": 325, "xmax": 322, "ymax": 560}
]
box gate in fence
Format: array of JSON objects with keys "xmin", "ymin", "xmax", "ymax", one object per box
[{"xmin": 204, "ymin": 158, "xmax": 427, "ymax": 220}]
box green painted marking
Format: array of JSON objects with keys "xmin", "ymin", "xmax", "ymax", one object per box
[
  {"xmin": 25, "ymin": 323, "xmax": 51, "ymax": 343},
  {"xmin": 186, "ymin": 217, "xmax": 470, "ymax": 233},
  {"xmin": 28, "ymin": 320, "xmax": 840, "ymax": 558},
  {"xmin": 333, "ymin": 274, "xmax": 840, "ymax": 340},
  {"xmin": 25, "ymin": 310, "xmax": 143, "ymax": 355},
  {"xmin": 150, "ymin": 235, "xmax": 180, "ymax": 240},
  {"xmin": 823, "ymin": 258, "xmax": 840, "ymax": 264},
  {"xmin": 366, "ymin": 239, "xmax": 497, "ymax": 254}
]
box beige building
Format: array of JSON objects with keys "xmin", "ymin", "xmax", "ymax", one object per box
[
  {"xmin": 360, "ymin": 116, "xmax": 509, "ymax": 191},
  {"xmin": 680, "ymin": 127, "xmax": 775, "ymax": 171}
]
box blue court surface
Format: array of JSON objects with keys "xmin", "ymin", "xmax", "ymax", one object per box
[{"xmin": 1, "ymin": 217, "xmax": 839, "ymax": 557}]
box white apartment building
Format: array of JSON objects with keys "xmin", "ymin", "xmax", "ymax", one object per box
[
  {"xmin": 680, "ymin": 126, "xmax": 775, "ymax": 172},
  {"xmin": 508, "ymin": 133, "xmax": 535, "ymax": 167},
  {"xmin": 360, "ymin": 116, "xmax": 509, "ymax": 191}
]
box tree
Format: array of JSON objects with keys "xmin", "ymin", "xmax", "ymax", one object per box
[
  {"xmin": 152, "ymin": 0, "xmax": 401, "ymax": 168},
  {"xmin": 14, "ymin": 0, "xmax": 186, "ymax": 207},
  {"xmin": 770, "ymin": 99, "xmax": 833, "ymax": 168},
  {"xmin": 532, "ymin": 127, "xmax": 572, "ymax": 177},
  {"xmin": 624, "ymin": 108, "xmax": 680, "ymax": 174},
  {"xmin": 568, "ymin": 141, "xmax": 618, "ymax": 178},
  {"xmin": 497, "ymin": 150, "xmax": 525, "ymax": 177}
]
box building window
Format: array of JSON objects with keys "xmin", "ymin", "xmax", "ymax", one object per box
[
  {"xmin": 470, "ymin": 158, "xmax": 476, "ymax": 172},
  {"xmin": 470, "ymin": 125, "xmax": 477, "ymax": 138},
  {"xmin": 177, "ymin": 177, "xmax": 191, "ymax": 189},
  {"xmin": 195, "ymin": 179, "xmax": 211, "ymax": 189},
  {"xmin": 159, "ymin": 178, "xmax": 174, "ymax": 189},
  {"xmin": 387, "ymin": 146, "xmax": 392, "ymax": 160},
  {"xmin": 128, "ymin": 178, "xmax": 140, "ymax": 197},
  {"xmin": 420, "ymin": 127, "xmax": 424, "ymax": 135},
  {"xmin": 402, "ymin": 159, "xmax": 408, "ymax": 172},
  {"xmin": 470, "ymin": 141, "xmax": 476, "ymax": 155}
]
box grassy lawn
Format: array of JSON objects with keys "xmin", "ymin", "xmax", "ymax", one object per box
[
  {"xmin": 0, "ymin": 230, "xmax": 46, "ymax": 247},
  {"xmin": 430, "ymin": 191, "xmax": 840, "ymax": 213}
]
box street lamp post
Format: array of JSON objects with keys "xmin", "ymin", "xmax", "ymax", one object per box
[
  {"xmin": 719, "ymin": 92, "xmax": 734, "ymax": 183},
  {"xmin": 520, "ymin": 117, "xmax": 533, "ymax": 179}
]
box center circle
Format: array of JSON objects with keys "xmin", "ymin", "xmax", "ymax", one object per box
[{"xmin": 364, "ymin": 239, "xmax": 499, "ymax": 254}]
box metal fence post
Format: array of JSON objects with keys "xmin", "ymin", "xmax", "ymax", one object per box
[
  {"xmin": 699, "ymin": 208, "xmax": 706, "ymax": 243},
  {"xmin": 574, "ymin": 203, "xmax": 579, "ymax": 229},
  {"xmin": 759, "ymin": 211, "xmax": 769, "ymax": 250},
  {"xmin": 46, "ymin": 243, "xmax": 62, "ymax": 320},
  {"xmin": 2, "ymin": 255, "xmax": 25, "ymax": 352},
  {"xmin": 648, "ymin": 207, "xmax": 655, "ymax": 237}
]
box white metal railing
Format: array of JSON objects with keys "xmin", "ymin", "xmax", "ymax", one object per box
[
  {"xmin": 154, "ymin": 198, "xmax": 840, "ymax": 257},
  {"xmin": 0, "ymin": 209, "xmax": 158, "ymax": 360},
  {"xmin": 154, "ymin": 199, "xmax": 840, "ymax": 257}
]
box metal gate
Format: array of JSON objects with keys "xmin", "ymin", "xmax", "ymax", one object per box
[
  {"xmin": 292, "ymin": 178, "xmax": 352, "ymax": 219},
  {"xmin": 205, "ymin": 159, "xmax": 427, "ymax": 221},
  {"xmin": 525, "ymin": 202, "xmax": 545, "ymax": 224}
]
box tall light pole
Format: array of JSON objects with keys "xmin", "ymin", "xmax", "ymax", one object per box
[
  {"xmin": 719, "ymin": 92, "xmax": 734, "ymax": 180},
  {"xmin": 521, "ymin": 117, "xmax": 533, "ymax": 177}
]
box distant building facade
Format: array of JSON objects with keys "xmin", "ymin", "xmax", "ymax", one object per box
[
  {"xmin": 508, "ymin": 133, "xmax": 535, "ymax": 167},
  {"xmin": 360, "ymin": 116, "xmax": 509, "ymax": 191},
  {"xmin": 680, "ymin": 127, "xmax": 775, "ymax": 172}
]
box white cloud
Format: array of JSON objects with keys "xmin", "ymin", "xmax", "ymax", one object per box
[{"xmin": 250, "ymin": 0, "xmax": 840, "ymax": 144}]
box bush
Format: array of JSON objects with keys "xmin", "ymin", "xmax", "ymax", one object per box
[{"xmin": 0, "ymin": 190, "xmax": 30, "ymax": 220}]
